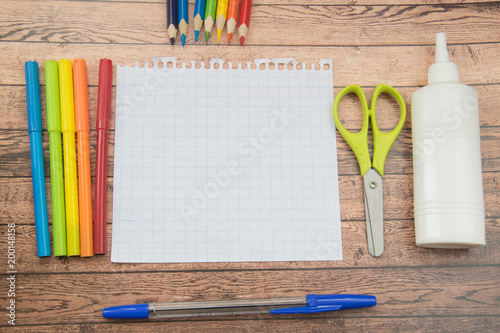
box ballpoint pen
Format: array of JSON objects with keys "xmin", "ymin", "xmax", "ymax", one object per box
[
  {"xmin": 25, "ymin": 61, "xmax": 51, "ymax": 257},
  {"xmin": 103, "ymin": 294, "xmax": 376, "ymax": 319}
]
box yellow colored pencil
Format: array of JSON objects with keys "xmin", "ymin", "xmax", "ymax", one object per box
[{"xmin": 216, "ymin": 0, "xmax": 229, "ymax": 43}]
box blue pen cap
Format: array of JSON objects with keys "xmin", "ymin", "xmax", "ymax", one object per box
[
  {"xmin": 102, "ymin": 303, "xmax": 150, "ymax": 319},
  {"xmin": 25, "ymin": 61, "xmax": 42, "ymax": 133},
  {"xmin": 307, "ymin": 294, "xmax": 376, "ymax": 311},
  {"xmin": 270, "ymin": 294, "xmax": 376, "ymax": 314}
]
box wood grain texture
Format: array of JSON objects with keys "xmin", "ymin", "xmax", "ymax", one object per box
[
  {"xmin": 0, "ymin": 267, "xmax": 498, "ymax": 325},
  {"xmin": 2, "ymin": 2, "xmax": 500, "ymax": 45},
  {"xmin": 1, "ymin": 43, "xmax": 499, "ymax": 87},
  {"xmin": 1, "ymin": 217, "xmax": 498, "ymax": 274},
  {"xmin": 4, "ymin": 317, "xmax": 500, "ymax": 333},
  {"xmin": 0, "ymin": 0, "xmax": 499, "ymax": 331}
]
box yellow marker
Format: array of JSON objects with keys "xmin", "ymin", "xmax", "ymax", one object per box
[
  {"xmin": 215, "ymin": 0, "xmax": 229, "ymax": 43},
  {"xmin": 58, "ymin": 59, "xmax": 80, "ymax": 256}
]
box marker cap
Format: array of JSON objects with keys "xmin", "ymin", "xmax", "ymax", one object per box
[
  {"xmin": 58, "ymin": 59, "xmax": 76, "ymax": 132},
  {"xmin": 73, "ymin": 59, "xmax": 90, "ymax": 132},
  {"xmin": 97, "ymin": 59, "xmax": 113, "ymax": 130},
  {"xmin": 103, "ymin": 303, "xmax": 149, "ymax": 319},
  {"xmin": 25, "ymin": 61, "xmax": 42, "ymax": 133},
  {"xmin": 45, "ymin": 60, "xmax": 62, "ymax": 133}
]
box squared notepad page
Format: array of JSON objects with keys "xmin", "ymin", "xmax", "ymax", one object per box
[{"xmin": 112, "ymin": 58, "xmax": 342, "ymax": 263}]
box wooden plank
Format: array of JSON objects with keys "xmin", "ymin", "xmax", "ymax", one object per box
[
  {"xmin": 1, "ymin": 2, "xmax": 499, "ymax": 45},
  {"xmin": 4, "ymin": 316, "xmax": 500, "ymax": 332},
  {"xmin": 0, "ymin": 122, "xmax": 499, "ymax": 178},
  {"xmin": 3, "ymin": 84, "xmax": 500, "ymax": 131},
  {"xmin": 3, "ymin": 170, "xmax": 499, "ymax": 225},
  {"xmin": 0, "ymin": 266, "xmax": 498, "ymax": 326},
  {"xmin": 62, "ymin": 0, "xmax": 498, "ymax": 4},
  {"xmin": 3, "ymin": 217, "xmax": 498, "ymax": 274},
  {"xmin": 1, "ymin": 43, "xmax": 500, "ymax": 87}
]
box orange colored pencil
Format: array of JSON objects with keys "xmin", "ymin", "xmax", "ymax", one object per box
[
  {"xmin": 238, "ymin": 0, "xmax": 252, "ymax": 46},
  {"xmin": 73, "ymin": 59, "xmax": 93, "ymax": 257},
  {"xmin": 226, "ymin": 0, "xmax": 239, "ymax": 44}
]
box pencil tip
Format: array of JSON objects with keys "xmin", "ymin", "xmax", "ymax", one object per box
[
  {"xmin": 240, "ymin": 36, "xmax": 244, "ymax": 46},
  {"xmin": 181, "ymin": 34, "xmax": 186, "ymax": 47},
  {"xmin": 205, "ymin": 31, "xmax": 210, "ymax": 42},
  {"xmin": 217, "ymin": 30, "xmax": 222, "ymax": 43},
  {"xmin": 170, "ymin": 38, "xmax": 175, "ymax": 45},
  {"xmin": 194, "ymin": 30, "xmax": 199, "ymax": 42},
  {"xmin": 228, "ymin": 33, "xmax": 233, "ymax": 44}
]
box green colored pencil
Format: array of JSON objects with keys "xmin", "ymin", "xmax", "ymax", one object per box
[{"xmin": 203, "ymin": 0, "xmax": 217, "ymax": 41}]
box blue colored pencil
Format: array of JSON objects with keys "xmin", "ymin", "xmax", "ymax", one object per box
[
  {"xmin": 193, "ymin": 0, "xmax": 206, "ymax": 41},
  {"xmin": 178, "ymin": 0, "xmax": 189, "ymax": 46}
]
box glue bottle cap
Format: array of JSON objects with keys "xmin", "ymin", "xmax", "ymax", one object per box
[{"xmin": 428, "ymin": 33, "xmax": 460, "ymax": 84}]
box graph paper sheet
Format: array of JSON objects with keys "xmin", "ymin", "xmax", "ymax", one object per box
[{"xmin": 111, "ymin": 58, "xmax": 342, "ymax": 263}]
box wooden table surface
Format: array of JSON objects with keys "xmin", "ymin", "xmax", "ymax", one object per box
[{"xmin": 1, "ymin": 0, "xmax": 499, "ymax": 331}]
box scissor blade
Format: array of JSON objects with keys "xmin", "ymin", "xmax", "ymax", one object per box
[{"xmin": 363, "ymin": 169, "xmax": 384, "ymax": 257}]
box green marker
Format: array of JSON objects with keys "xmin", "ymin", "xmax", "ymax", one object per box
[
  {"xmin": 203, "ymin": 0, "xmax": 217, "ymax": 41},
  {"xmin": 45, "ymin": 60, "xmax": 67, "ymax": 256}
]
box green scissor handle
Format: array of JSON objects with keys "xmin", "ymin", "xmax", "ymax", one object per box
[{"xmin": 332, "ymin": 84, "xmax": 406, "ymax": 177}]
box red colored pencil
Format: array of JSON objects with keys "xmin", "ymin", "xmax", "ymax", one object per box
[
  {"xmin": 94, "ymin": 59, "xmax": 112, "ymax": 255},
  {"xmin": 238, "ymin": 0, "xmax": 252, "ymax": 46}
]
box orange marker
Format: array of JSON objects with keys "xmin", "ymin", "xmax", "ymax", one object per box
[
  {"xmin": 73, "ymin": 59, "xmax": 93, "ymax": 257},
  {"xmin": 226, "ymin": 0, "xmax": 239, "ymax": 44}
]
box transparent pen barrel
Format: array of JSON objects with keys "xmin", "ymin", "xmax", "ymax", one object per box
[{"xmin": 149, "ymin": 297, "xmax": 306, "ymax": 318}]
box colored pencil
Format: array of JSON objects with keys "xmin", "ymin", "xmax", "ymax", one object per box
[
  {"xmin": 58, "ymin": 59, "xmax": 81, "ymax": 256},
  {"xmin": 193, "ymin": 0, "xmax": 206, "ymax": 41},
  {"xmin": 215, "ymin": 0, "xmax": 229, "ymax": 43},
  {"xmin": 178, "ymin": 0, "xmax": 189, "ymax": 46},
  {"xmin": 73, "ymin": 59, "xmax": 93, "ymax": 257},
  {"xmin": 44, "ymin": 60, "xmax": 67, "ymax": 257},
  {"xmin": 238, "ymin": 0, "xmax": 252, "ymax": 46},
  {"xmin": 167, "ymin": 0, "xmax": 178, "ymax": 45},
  {"xmin": 94, "ymin": 59, "xmax": 113, "ymax": 255},
  {"xmin": 204, "ymin": 0, "xmax": 217, "ymax": 41},
  {"xmin": 226, "ymin": 0, "xmax": 239, "ymax": 44},
  {"xmin": 25, "ymin": 61, "xmax": 51, "ymax": 257}
]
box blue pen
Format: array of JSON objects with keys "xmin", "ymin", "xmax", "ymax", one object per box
[
  {"xmin": 193, "ymin": 0, "xmax": 206, "ymax": 42},
  {"xmin": 103, "ymin": 294, "xmax": 376, "ymax": 319},
  {"xmin": 178, "ymin": 0, "xmax": 189, "ymax": 46},
  {"xmin": 25, "ymin": 61, "xmax": 51, "ymax": 257}
]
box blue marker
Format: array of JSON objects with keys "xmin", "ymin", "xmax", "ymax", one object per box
[
  {"xmin": 193, "ymin": 0, "xmax": 206, "ymax": 42},
  {"xmin": 103, "ymin": 294, "xmax": 376, "ymax": 319},
  {"xmin": 25, "ymin": 61, "xmax": 51, "ymax": 257},
  {"xmin": 178, "ymin": 0, "xmax": 189, "ymax": 46}
]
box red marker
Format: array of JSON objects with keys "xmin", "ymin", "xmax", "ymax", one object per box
[
  {"xmin": 238, "ymin": 0, "xmax": 252, "ymax": 46},
  {"xmin": 94, "ymin": 59, "xmax": 112, "ymax": 254}
]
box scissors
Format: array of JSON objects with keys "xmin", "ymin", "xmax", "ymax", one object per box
[{"xmin": 332, "ymin": 84, "xmax": 406, "ymax": 257}]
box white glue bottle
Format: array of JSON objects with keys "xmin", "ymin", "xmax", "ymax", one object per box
[{"xmin": 411, "ymin": 33, "xmax": 485, "ymax": 248}]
